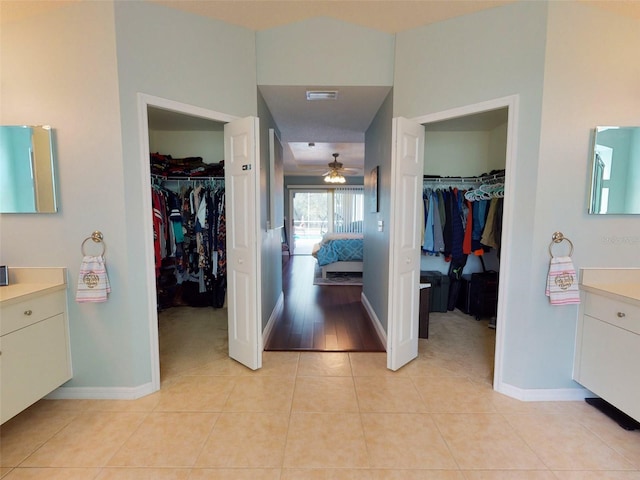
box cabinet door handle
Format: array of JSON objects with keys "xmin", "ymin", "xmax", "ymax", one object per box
[
  {"xmin": 24, "ymin": 310, "xmax": 33, "ymax": 316},
  {"xmin": 617, "ymin": 311, "xmax": 626, "ymax": 318}
]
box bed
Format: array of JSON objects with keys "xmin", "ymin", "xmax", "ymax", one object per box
[{"xmin": 311, "ymin": 233, "xmax": 364, "ymax": 279}]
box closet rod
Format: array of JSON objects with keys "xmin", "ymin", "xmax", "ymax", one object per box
[{"xmin": 151, "ymin": 173, "xmax": 224, "ymax": 182}]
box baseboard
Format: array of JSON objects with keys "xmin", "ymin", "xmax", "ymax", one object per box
[
  {"xmin": 361, "ymin": 292, "xmax": 387, "ymax": 348},
  {"xmin": 263, "ymin": 291, "xmax": 284, "ymax": 347},
  {"xmin": 46, "ymin": 382, "xmax": 156, "ymax": 401},
  {"xmin": 495, "ymin": 381, "xmax": 593, "ymax": 402}
]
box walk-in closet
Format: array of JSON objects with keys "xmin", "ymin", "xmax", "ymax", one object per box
[
  {"xmin": 147, "ymin": 107, "xmax": 228, "ymax": 381},
  {"xmin": 419, "ymin": 108, "xmax": 508, "ymax": 384}
]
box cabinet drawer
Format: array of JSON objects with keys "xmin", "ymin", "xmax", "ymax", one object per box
[
  {"xmin": 0, "ymin": 291, "xmax": 66, "ymax": 336},
  {"xmin": 584, "ymin": 293, "xmax": 640, "ymax": 334}
]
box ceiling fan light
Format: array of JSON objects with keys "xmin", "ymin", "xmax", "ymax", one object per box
[{"xmin": 324, "ymin": 170, "xmax": 346, "ymax": 183}]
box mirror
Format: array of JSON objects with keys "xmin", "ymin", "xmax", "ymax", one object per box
[
  {"xmin": 0, "ymin": 125, "xmax": 58, "ymax": 213},
  {"xmin": 589, "ymin": 126, "xmax": 640, "ymax": 215}
]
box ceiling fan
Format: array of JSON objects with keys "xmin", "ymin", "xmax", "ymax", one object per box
[{"xmin": 318, "ymin": 153, "xmax": 360, "ymax": 183}]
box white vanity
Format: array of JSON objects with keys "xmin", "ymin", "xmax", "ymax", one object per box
[
  {"xmin": 0, "ymin": 268, "xmax": 72, "ymax": 424},
  {"xmin": 573, "ymin": 268, "xmax": 640, "ymax": 423}
]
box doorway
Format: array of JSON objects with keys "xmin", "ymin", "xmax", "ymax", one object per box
[
  {"xmin": 411, "ymin": 94, "xmax": 518, "ymax": 390},
  {"xmin": 288, "ymin": 187, "xmax": 365, "ymax": 255},
  {"xmin": 265, "ymin": 184, "xmax": 376, "ymax": 351},
  {"xmin": 138, "ymin": 94, "xmax": 262, "ymax": 392},
  {"xmin": 290, "ymin": 190, "xmax": 328, "ymax": 255}
]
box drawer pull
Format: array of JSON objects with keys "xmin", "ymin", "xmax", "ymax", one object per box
[
  {"xmin": 24, "ymin": 310, "xmax": 33, "ymax": 316},
  {"xmin": 617, "ymin": 311, "xmax": 626, "ymax": 318}
]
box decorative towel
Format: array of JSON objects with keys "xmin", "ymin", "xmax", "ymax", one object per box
[
  {"xmin": 76, "ymin": 255, "xmax": 111, "ymax": 303},
  {"xmin": 545, "ymin": 256, "xmax": 580, "ymax": 305}
]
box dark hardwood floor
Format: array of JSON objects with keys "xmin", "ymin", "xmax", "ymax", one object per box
[{"xmin": 264, "ymin": 254, "xmax": 386, "ymax": 352}]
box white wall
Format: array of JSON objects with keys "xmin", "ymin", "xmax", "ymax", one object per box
[
  {"xmin": 0, "ymin": 2, "xmax": 136, "ymax": 387},
  {"xmin": 363, "ymin": 90, "xmax": 394, "ymax": 332},
  {"xmin": 1, "ymin": 1, "xmax": 260, "ymax": 392},
  {"xmin": 530, "ymin": 2, "xmax": 640, "ymax": 387},
  {"xmin": 488, "ymin": 123, "xmax": 508, "ymax": 172},
  {"xmin": 257, "ymin": 90, "xmax": 284, "ymax": 330},
  {"xmin": 395, "ymin": 1, "xmax": 549, "ymax": 389},
  {"xmin": 112, "ymin": 1, "xmax": 258, "ymax": 388},
  {"xmin": 256, "ymin": 17, "xmax": 395, "ymax": 86},
  {"xmin": 149, "ymin": 130, "xmax": 225, "ymax": 164},
  {"xmin": 396, "ymin": 0, "xmax": 640, "ymax": 393},
  {"xmin": 424, "ymin": 129, "xmax": 507, "ymax": 177}
]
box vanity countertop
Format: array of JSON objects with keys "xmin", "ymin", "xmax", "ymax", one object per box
[
  {"xmin": 579, "ymin": 268, "xmax": 640, "ymax": 307},
  {"xmin": 580, "ymin": 282, "xmax": 640, "ymax": 306},
  {"xmin": 0, "ymin": 283, "xmax": 67, "ymax": 305},
  {"xmin": 0, "ymin": 267, "xmax": 67, "ymax": 306}
]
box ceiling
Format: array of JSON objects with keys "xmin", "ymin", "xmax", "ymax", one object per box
[
  {"xmin": 3, "ymin": 1, "xmax": 640, "ymax": 31},
  {"xmin": 6, "ymin": 0, "xmax": 639, "ymax": 175}
]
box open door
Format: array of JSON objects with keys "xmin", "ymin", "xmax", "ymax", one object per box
[
  {"xmin": 387, "ymin": 117, "xmax": 425, "ymax": 371},
  {"xmin": 224, "ymin": 116, "xmax": 262, "ymax": 370}
]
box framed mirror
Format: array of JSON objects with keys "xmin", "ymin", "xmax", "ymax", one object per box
[
  {"xmin": 589, "ymin": 126, "xmax": 640, "ymax": 215},
  {"xmin": 0, "ymin": 125, "xmax": 58, "ymax": 213}
]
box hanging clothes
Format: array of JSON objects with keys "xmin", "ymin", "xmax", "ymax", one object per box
[
  {"xmin": 422, "ymin": 172, "xmax": 505, "ymax": 260},
  {"xmin": 151, "ymin": 173, "xmax": 226, "ymax": 309}
]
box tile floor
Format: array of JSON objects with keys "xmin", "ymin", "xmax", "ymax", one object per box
[{"xmin": 2, "ymin": 307, "xmax": 640, "ymax": 479}]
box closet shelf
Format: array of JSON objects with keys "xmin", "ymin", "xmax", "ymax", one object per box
[{"xmin": 423, "ymin": 171, "xmax": 504, "ymax": 184}]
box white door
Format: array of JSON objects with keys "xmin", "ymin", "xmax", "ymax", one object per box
[
  {"xmin": 387, "ymin": 117, "xmax": 425, "ymax": 370},
  {"xmin": 224, "ymin": 116, "xmax": 262, "ymax": 370}
]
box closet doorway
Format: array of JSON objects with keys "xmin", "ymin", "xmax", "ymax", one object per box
[
  {"xmin": 413, "ymin": 95, "xmax": 518, "ymax": 391},
  {"xmin": 147, "ymin": 105, "xmax": 229, "ymax": 385},
  {"xmin": 139, "ymin": 94, "xmax": 262, "ymax": 390}
]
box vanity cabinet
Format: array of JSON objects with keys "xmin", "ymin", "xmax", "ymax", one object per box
[
  {"xmin": 574, "ymin": 269, "xmax": 640, "ymax": 423},
  {"xmin": 0, "ymin": 268, "xmax": 72, "ymax": 424}
]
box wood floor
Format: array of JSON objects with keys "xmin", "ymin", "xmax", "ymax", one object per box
[{"xmin": 265, "ymin": 254, "xmax": 386, "ymax": 352}]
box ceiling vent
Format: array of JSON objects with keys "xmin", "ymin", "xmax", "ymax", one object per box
[{"xmin": 306, "ymin": 90, "xmax": 338, "ymax": 101}]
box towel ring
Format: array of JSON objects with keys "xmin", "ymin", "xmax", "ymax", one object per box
[
  {"xmin": 81, "ymin": 230, "xmax": 106, "ymax": 256},
  {"xmin": 548, "ymin": 231, "xmax": 573, "ymax": 258}
]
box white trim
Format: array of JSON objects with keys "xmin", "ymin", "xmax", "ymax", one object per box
[
  {"xmin": 263, "ymin": 292, "xmax": 284, "ymax": 347},
  {"xmin": 411, "ymin": 94, "xmax": 519, "ymax": 397},
  {"xmin": 47, "ymin": 383, "xmax": 156, "ymax": 400},
  {"xmin": 495, "ymin": 381, "xmax": 593, "ymax": 402},
  {"xmin": 361, "ymin": 292, "xmax": 387, "ymax": 347},
  {"xmin": 137, "ymin": 93, "xmax": 239, "ymax": 393}
]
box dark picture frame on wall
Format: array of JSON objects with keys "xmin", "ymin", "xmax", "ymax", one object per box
[{"xmin": 370, "ymin": 166, "xmax": 379, "ymax": 213}]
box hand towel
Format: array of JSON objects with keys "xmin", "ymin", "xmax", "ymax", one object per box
[
  {"xmin": 545, "ymin": 256, "xmax": 580, "ymax": 305},
  {"xmin": 76, "ymin": 255, "xmax": 111, "ymax": 303}
]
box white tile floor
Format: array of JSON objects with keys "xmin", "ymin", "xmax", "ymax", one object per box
[{"xmin": 2, "ymin": 307, "xmax": 640, "ymax": 479}]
